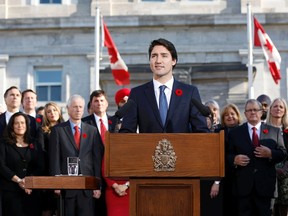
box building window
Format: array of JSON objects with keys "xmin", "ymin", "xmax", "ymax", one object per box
[
  {"xmin": 35, "ymin": 69, "xmax": 62, "ymax": 102},
  {"xmin": 40, "ymin": 0, "xmax": 62, "ymax": 4}
]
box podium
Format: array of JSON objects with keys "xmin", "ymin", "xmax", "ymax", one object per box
[
  {"xmin": 25, "ymin": 176, "xmax": 100, "ymax": 216},
  {"xmin": 25, "ymin": 176, "xmax": 99, "ymax": 189},
  {"xmin": 105, "ymin": 131, "xmax": 225, "ymax": 216}
]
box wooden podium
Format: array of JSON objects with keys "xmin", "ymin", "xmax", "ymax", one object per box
[
  {"xmin": 25, "ymin": 176, "xmax": 100, "ymax": 189},
  {"xmin": 25, "ymin": 176, "xmax": 100, "ymax": 216},
  {"xmin": 105, "ymin": 131, "xmax": 225, "ymax": 216}
]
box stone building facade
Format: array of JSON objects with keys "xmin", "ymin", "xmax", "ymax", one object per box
[{"xmin": 0, "ymin": 0, "xmax": 287, "ymax": 116}]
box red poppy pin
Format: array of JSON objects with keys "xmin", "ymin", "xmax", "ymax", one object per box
[
  {"xmin": 108, "ymin": 120, "xmax": 113, "ymax": 125},
  {"xmin": 263, "ymin": 129, "xmax": 269, "ymax": 134},
  {"xmin": 29, "ymin": 144, "xmax": 34, "ymax": 149},
  {"xmin": 36, "ymin": 117, "xmax": 42, "ymax": 123},
  {"xmin": 283, "ymin": 129, "xmax": 288, "ymax": 134},
  {"xmin": 82, "ymin": 133, "xmax": 87, "ymax": 138},
  {"xmin": 175, "ymin": 89, "xmax": 183, "ymax": 96}
]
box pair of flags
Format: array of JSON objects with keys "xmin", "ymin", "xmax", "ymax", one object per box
[
  {"xmin": 254, "ymin": 17, "xmax": 281, "ymax": 84},
  {"xmin": 103, "ymin": 17, "xmax": 281, "ymax": 85}
]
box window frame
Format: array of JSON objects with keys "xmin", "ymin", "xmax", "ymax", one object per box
[{"xmin": 35, "ymin": 68, "xmax": 63, "ymax": 102}]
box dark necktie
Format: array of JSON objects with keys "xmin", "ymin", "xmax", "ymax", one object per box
[
  {"xmin": 252, "ymin": 127, "xmax": 259, "ymax": 147},
  {"xmin": 74, "ymin": 125, "xmax": 80, "ymax": 149},
  {"xmin": 100, "ymin": 118, "xmax": 107, "ymax": 144},
  {"xmin": 159, "ymin": 85, "xmax": 168, "ymax": 125}
]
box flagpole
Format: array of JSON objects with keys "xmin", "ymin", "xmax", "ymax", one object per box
[
  {"xmin": 247, "ymin": 2, "xmax": 254, "ymax": 99},
  {"xmin": 95, "ymin": 7, "xmax": 100, "ymax": 90}
]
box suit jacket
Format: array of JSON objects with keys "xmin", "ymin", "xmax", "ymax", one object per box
[
  {"xmin": 82, "ymin": 114, "xmax": 117, "ymax": 157},
  {"xmin": 120, "ymin": 79, "xmax": 209, "ymax": 133},
  {"xmin": 227, "ymin": 122, "xmax": 286, "ymax": 197},
  {"xmin": 0, "ymin": 140, "xmax": 44, "ymax": 191},
  {"xmin": 0, "ymin": 112, "xmax": 37, "ymax": 140},
  {"xmin": 49, "ymin": 121, "xmax": 102, "ymax": 197}
]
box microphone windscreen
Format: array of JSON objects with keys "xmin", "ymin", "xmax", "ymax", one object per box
[{"xmin": 191, "ymin": 98, "xmax": 211, "ymax": 117}]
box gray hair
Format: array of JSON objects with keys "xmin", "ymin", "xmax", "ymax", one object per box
[
  {"xmin": 67, "ymin": 94, "xmax": 85, "ymax": 108},
  {"xmin": 244, "ymin": 99, "xmax": 262, "ymax": 110}
]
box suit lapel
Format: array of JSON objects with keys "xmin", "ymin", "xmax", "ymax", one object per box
[
  {"xmin": 144, "ymin": 81, "xmax": 163, "ymax": 126},
  {"xmin": 63, "ymin": 121, "xmax": 78, "ymax": 150},
  {"xmin": 0, "ymin": 113, "xmax": 7, "ymax": 127},
  {"xmin": 108, "ymin": 115, "xmax": 117, "ymax": 132},
  {"xmin": 242, "ymin": 123, "xmax": 254, "ymax": 148},
  {"xmin": 79, "ymin": 123, "xmax": 87, "ymax": 151},
  {"xmin": 166, "ymin": 80, "xmax": 181, "ymax": 124},
  {"xmin": 259, "ymin": 123, "xmax": 268, "ymax": 140}
]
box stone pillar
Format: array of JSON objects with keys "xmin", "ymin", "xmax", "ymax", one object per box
[{"xmin": 0, "ymin": 54, "xmax": 9, "ymax": 107}]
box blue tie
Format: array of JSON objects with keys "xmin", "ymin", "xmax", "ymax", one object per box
[{"xmin": 159, "ymin": 85, "xmax": 168, "ymax": 125}]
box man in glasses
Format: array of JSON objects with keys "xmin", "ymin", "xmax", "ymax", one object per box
[{"xmin": 226, "ymin": 99, "xmax": 286, "ymax": 216}]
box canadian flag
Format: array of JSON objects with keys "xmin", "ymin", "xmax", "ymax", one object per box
[
  {"xmin": 254, "ymin": 17, "xmax": 281, "ymax": 84},
  {"xmin": 103, "ymin": 22, "xmax": 130, "ymax": 86}
]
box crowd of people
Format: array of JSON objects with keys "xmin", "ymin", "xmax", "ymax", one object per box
[
  {"xmin": 0, "ymin": 38, "xmax": 287, "ymax": 216},
  {"xmin": 201, "ymin": 94, "xmax": 288, "ymax": 216}
]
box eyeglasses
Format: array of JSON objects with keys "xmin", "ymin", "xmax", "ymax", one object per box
[{"xmin": 245, "ymin": 109, "xmax": 262, "ymax": 113}]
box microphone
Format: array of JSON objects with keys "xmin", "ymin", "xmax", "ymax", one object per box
[
  {"xmin": 191, "ymin": 98, "xmax": 212, "ymax": 117},
  {"xmin": 115, "ymin": 99, "xmax": 136, "ymax": 119}
]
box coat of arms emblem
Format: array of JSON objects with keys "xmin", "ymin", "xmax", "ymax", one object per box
[{"xmin": 152, "ymin": 138, "xmax": 177, "ymax": 171}]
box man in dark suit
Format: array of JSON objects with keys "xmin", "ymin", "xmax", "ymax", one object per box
[
  {"xmin": 227, "ymin": 99, "xmax": 286, "ymax": 216},
  {"xmin": 120, "ymin": 38, "xmax": 209, "ymax": 133},
  {"xmin": 21, "ymin": 88, "xmax": 42, "ymax": 131},
  {"xmin": 82, "ymin": 90, "xmax": 117, "ymax": 216},
  {"xmin": 0, "ymin": 86, "xmax": 37, "ymax": 139},
  {"xmin": 49, "ymin": 94, "xmax": 102, "ymax": 216}
]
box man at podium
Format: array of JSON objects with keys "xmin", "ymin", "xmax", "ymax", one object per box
[{"xmin": 119, "ymin": 38, "xmax": 209, "ymax": 134}]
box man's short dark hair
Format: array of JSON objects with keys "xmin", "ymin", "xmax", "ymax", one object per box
[
  {"xmin": 21, "ymin": 89, "xmax": 37, "ymax": 103},
  {"xmin": 148, "ymin": 38, "xmax": 178, "ymax": 69},
  {"xmin": 4, "ymin": 86, "xmax": 21, "ymax": 98},
  {"xmin": 89, "ymin": 90, "xmax": 107, "ymax": 103}
]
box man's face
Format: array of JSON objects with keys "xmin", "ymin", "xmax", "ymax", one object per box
[
  {"xmin": 4, "ymin": 88, "xmax": 21, "ymax": 110},
  {"xmin": 22, "ymin": 92, "xmax": 37, "ymax": 111},
  {"xmin": 150, "ymin": 45, "xmax": 176, "ymax": 80},
  {"xmin": 260, "ymin": 102, "xmax": 269, "ymax": 120},
  {"xmin": 244, "ymin": 102, "xmax": 263, "ymax": 125},
  {"xmin": 67, "ymin": 98, "xmax": 84, "ymax": 121},
  {"xmin": 91, "ymin": 95, "xmax": 108, "ymax": 116}
]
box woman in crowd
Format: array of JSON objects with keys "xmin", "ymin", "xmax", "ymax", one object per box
[
  {"xmin": 217, "ymin": 103, "xmax": 241, "ymax": 216},
  {"xmin": 37, "ymin": 102, "xmax": 64, "ymax": 216},
  {"xmin": 201, "ymin": 100, "xmax": 222, "ymax": 216},
  {"xmin": 266, "ymin": 98, "xmax": 288, "ymax": 216},
  {"xmin": 104, "ymin": 88, "xmax": 130, "ymax": 216},
  {"xmin": 205, "ymin": 99, "xmax": 221, "ymax": 131},
  {"xmin": 0, "ymin": 112, "xmax": 44, "ymax": 216}
]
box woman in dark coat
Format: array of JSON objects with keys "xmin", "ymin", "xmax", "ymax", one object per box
[
  {"xmin": 0, "ymin": 112, "xmax": 44, "ymax": 216},
  {"xmin": 36, "ymin": 102, "xmax": 64, "ymax": 216}
]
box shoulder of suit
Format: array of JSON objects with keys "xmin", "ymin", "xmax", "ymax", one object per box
[
  {"xmin": 134, "ymin": 81, "xmax": 151, "ymax": 90},
  {"xmin": 52, "ymin": 121, "xmax": 67, "ymax": 129},
  {"xmin": 262, "ymin": 123, "xmax": 280, "ymax": 131},
  {"xmin": 82, "ymin": 114, "xmax": 94, "ymax": 122},
  {"xmin": 81, "ymin": 123, "xmax": 98, "ymax": 136},
  {"xmin": 82, "ymin": 121, "xmax": 97, "ymax": 130},
  {"xmin": 174, "ymin": 80, "xmax": 197, "ymax": 90},
  {"xmin": 229, "ymin": 123, "xmax": 246, "ymax": 132}
]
